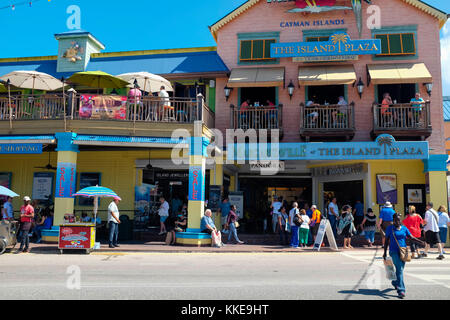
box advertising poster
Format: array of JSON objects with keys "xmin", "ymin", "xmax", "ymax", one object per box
[
  {"xmin": 79, "ymin": 95, "xmax": 127, "ymax": 120},
  {"xmin": 208, "ymin": 186, "xmax": 222, "ymax": 212},
  {"xmin": 55, "ymin": 163, "xmax": 76, "ymax": 198},
  {"xmin": 135, "ymin": 184, "xmax": 154, "ymax": 214},
  {"xmin": 376, "ymin": 174, "xmax": 397, "ymax": 204},
  {"xmin": 32, "ymin": 172, "xmax": 54, "ymax": 201},
  {"xmin": 407, "ymin": 189, "xmax": 423, "ymax": 204},
  {"xmin": 229, "ymin": 192, "xmax": 244, "ymax": 219}
]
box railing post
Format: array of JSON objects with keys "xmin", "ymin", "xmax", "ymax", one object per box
[
  {"xmin": 230, "ymin": 104, "xmax": 235, "ymax": 129},
  {"xmin": 372, "ymin": 102, "xmax": 378, "ymax": 131},
  {"xmin": 68, "ymin": 88, "xmax": 76, "ymax": 120},
  {"xmin": 197, "ymin": 93, "xmax": 204, "ymax": 123},
  {"xmin": 350, "ymin": 102, "xmax": 355, "ymax": 130},
  {"xmin": 299, "ymin": 103, "xmax": 304, "ymax": 134},
  {"xmin": 426, "ymin": 101, "xmax": 431, "ymax": 128},
  {"xmin": 278, "ymin": 104, "xmax": 283, "ymax": 131}
]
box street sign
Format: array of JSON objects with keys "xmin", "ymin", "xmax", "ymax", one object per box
[{"xmin": 313, "ymin": 219, "xmax": 338, "ymax": 251}]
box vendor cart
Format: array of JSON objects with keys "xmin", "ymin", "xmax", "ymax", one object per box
[
  {"xmin": 58, "ymin": 223, "xmax": 96, "ymax": 254},
  {"xmin": 0, "ymin": 220, "xmax": 19, "ymax": 255}
]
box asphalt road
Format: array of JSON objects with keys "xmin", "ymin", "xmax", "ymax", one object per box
[{"xmin": 0, "ymin": 249, "xmax": 449, "ymax": 300}]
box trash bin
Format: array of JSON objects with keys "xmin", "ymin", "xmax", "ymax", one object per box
[{"xmin": 118, "ymin": 215, "xmax": 132, "ymax": 241}]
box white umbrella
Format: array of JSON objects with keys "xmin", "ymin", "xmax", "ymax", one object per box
[
  {"xmin": 0, "ymin": 186, "xmax": 19, "ymax": 198},
  {"xmin": 0, "ymin": 71, "xmax": 64, "ymax": 93},
  {"xmin": 117, "ymin": 72, "xmax": 173, "ymax": 93}
]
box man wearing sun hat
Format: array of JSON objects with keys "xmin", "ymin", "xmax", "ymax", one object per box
[
  {"xmin": 18, "ymin": 196, "xmax": 34, "ymax": 253},
  {"xmin": 378, "ymin": 201, "xmax": 396, "ymax": 247}
]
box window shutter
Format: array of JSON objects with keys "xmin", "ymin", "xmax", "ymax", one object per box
[
  {"xmin": 401, "ymin": 34, "xmax": 415, "ymax": 54},
  {"xmin": 388, "ymin": 34, "xmax": 402, "ymax": 54},
  {"xmin": 252, "ymin": 40, "xmax": 264, "ymax": 59},
  {"xmin": 375, "ymin": 34, "xmax": 389, "ymax": 54},
  {"xmin": 241, "ymin": 41, "xmax": 252, "ymax": 60},
  {"xmin": 264, "ymin": 39, "xmax": 275, "ymax": 59}
]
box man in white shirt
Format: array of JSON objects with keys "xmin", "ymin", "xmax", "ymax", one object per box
[
  {"xmin": 158, "ymin": 196, "xmax": 170, "ymax": 235},
  {"xmin": 423, "ymin": 202, "xmax": 445, "ymax": 260},
  {"xmin": 271, "ymin": 197, "xmax": 283, "ymax": 233},
  {"xmin": 328, "ymin": 198, "xmax": 339, "ymax": 237},
  {"xmin": 108, "ymin": 198, "xmax": 121, "ymax": 249}
]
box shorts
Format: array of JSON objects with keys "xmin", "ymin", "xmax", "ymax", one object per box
[
  {"xmin": 425, "ymin": 231, "xmax": 441, "ymax": 245},
  {"xmin": 160, "ymin": 216, "xmax": 168, "ymax": 223}
]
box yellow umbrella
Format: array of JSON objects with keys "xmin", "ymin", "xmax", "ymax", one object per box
[{"xmin": 67, "ymin": 71, "xmax": 129, "ymax": 91}]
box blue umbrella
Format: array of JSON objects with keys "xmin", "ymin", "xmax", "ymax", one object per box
[
  {"xmin": 0, "ymin": 186, "xmax": 19, "ymax": 198},
  {"xmin": 72, "ymin": 185, "xmax": 121, "ymax": 221}
]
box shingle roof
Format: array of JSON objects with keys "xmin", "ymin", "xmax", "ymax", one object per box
[{"xmin": 444, "ymin": 96, "xmax": 450, "ymax": 122}]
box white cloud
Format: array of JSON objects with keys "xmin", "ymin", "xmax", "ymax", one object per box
[{"xmin": 441, "ymin": 20, "xmax": 450, "ymax": 96}]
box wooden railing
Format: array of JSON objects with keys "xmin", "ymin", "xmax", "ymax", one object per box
[
  {"xmin": 0, "ymin": 93, "xmax": 214, "ymax": 126},
  {"xmin": 230, "ymin": 105, "xmax": 283, "ymax": 130},
  {"xmin": 372, "ymin": 102, "xmax": 431, "ymax": 131},
  {"xmin": 300, "ymin": 102, "xmax": 355, "ymax": 131}
]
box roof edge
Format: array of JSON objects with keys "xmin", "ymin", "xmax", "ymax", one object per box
[{"xmin": 90, "ymin": 46, "xmax": 218, "ymax": 59}]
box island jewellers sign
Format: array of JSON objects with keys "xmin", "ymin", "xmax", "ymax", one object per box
[{"xmin": 270, "ymin": 32, "xmax": 381, "ymax": 58}]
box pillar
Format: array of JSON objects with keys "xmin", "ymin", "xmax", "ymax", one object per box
[
  {"xmin": 423, "ymin": 154, "xmax": 449, "ymax": 246},
  {"xmin": 210, "ymin": 163, "xmax": 223, "ymax": 230},
  {"xmin": 54, "ymin": 132, "xmax": 79, "ymax": 226}
]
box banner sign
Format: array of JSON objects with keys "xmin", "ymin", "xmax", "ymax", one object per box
[
  {"xmin": 55, "ymin": 163, "xmax": 77, "ymax": 199},
  {"xmin": 271, "ymin": 33, "xmax": 381, "ymax": 58},
  {"xmin": 229, "ymin": 135, "xmax": 429, "ymax": 162},
  {"xmin": 208, "ymin": 186, "xmax": 222, "ymax": 212},
  {"xmin": 314, "ymin": 219, "xmax": 338, "ymax": 251},
  {"xmin": 32, "ymin": 172, "xmax": 54, "ymax": 201},
  {"xmin": 0, "ymin": 144, "xmax": 42, "ymax": 154},
  {"xmin": 189, "ymin": 166, "xmax": 205, "ymax": 202},
  {"xmin": 79, "ymin": 95, "xmax": 127, "ymax": 120},
  {"xmin": 376, "ymin": 174, "xmax": 398, "ymax": 204}
]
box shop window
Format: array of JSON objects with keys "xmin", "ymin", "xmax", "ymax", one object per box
[
  {"xmin": 307, "ymin": 85, "xmax": 345, "ymax": 105},
  {"xmin": 375, "ymin": 33, "xmax": 416, "ymax": 56},
  {"xmin": 78, "ymin": 173, "xmax": 101, "ymax": 206},
  {"xmin": 240, "ymin": 39, "xmax": 276, "ymax": 62},
  {"xmin": 377, "ymin": 83, "xmax": 416, "ymax": 104},
  {"xmin": 306, "ymin": 36, "xmax": 330, "ymax": 42},
  {"xmin": 240, "ymin": 87, "xmax": 277, "ymax": 106}
]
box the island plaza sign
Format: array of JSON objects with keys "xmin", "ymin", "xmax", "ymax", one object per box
[{"xmin": 271, "ymin": 32, "xmax": 381, "ymax": 58}]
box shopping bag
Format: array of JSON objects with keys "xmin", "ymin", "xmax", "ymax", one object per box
[{"xmin": 384, "ymin": 257, "xmax": 397, "ymax": 281}]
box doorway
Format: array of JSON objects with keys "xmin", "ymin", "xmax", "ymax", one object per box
[
  {"xmin": 323, "ymin": 180, "xmax": 364, "ymax": 213},
  {"xmin": 403, "ymin": 184, "xmax": 426, "ymax": 217}
]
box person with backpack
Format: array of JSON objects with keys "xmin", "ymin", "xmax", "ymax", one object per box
[
  {"xmin": 422, "ymin": 202, "xmax": 445, "ymax": 260},
  {"xmin": 361, "ymin": 208, "xmax": 377, "ymax": 248},
  {"xmin": 383, "ymin": 213, "xmax": 425, "ymax": 299},
  {"xmin": 289, "ymin": 202, "xmax": 300, "ymax": 248}
]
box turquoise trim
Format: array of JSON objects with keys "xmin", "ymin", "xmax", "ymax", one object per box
[
  {"xmin": 237, "ymin": 31, "xmax": 280, "ymax": 66},
  {"xmin": 176, "ymin": 232, "xmax": 211, "ymax": 240},
  {"xmin": 371, "ymin": 25, "xmax": 418, "ymax": 61},
  {"xmin": 186, "ymin": 228, "xmax": 201, "ymax": 233},
  {"xmin": 41, "ymin": 226, "xmax": 59, "ymax": 237},
  {"xmin": 55, "ymin": 132, "xmax": 79, "ymax": 153},
  {"xmin": 189, "ymin": 137, "xmax": 209, "ymax": 157},
  {"xmin": 423, "ymin": 155, "xmax": 448, "ymax": 172}
]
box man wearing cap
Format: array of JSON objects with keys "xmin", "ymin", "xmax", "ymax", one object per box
[
  {"xmin": 423, "ymin": 202, "xmax": 445, "ymax": 260},
  {"xmin": 108, "ymin": 198, "xmax": 121, "ymax": 249},
  {"xmin": 378, "ymin": 201, "xmax": 395, "ymax": 247},
  {"xmin": 18, "ymin": 196, "xmax": 34, "ymax": 253}
]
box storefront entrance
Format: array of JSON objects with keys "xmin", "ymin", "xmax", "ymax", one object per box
[
  {"xmin": 323, "ymin": 180, "xmax": 364, "ymax": 213},
  {"xmin": 239, "ymin": 177, "xmax": 312, "ymax": 233}
]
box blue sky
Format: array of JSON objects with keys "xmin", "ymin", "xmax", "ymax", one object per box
[{"xmin": 0, "ymin": 0, "xmax": 449, "ymax": 93}]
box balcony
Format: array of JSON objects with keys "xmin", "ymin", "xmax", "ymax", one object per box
[
  {"xmin": 299, "ymin": 103, "xmax": 355, "ymax": 141},
  {"xmin": 0, "ymin": 94, "xmax": 215, "ymax": 136},
  {"xmin": 230, "ymin": 104, "xmax": 283, "ymax": 135},
  {"xmin": 372, "ymin": 102, "xmax": 432, "ymax": 140}
]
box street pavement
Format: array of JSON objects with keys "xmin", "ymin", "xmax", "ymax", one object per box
[{"xmin": 0, "ymin": 248, "xmax": 449, "ymax": 300}]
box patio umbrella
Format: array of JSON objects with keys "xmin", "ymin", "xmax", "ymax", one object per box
[
  {"xmin": 0, "ymin": 71, "xmax": 64, "ymax": 93},
  {"xmin": 72, "ymin": 185, "xmax": 121, "ymax": 222},
  {"xmin": 117, "ymin": 72, "xmax": 174, "ymax": 93},
  {"xmin": 0, "ymin": 186, "xmax": 19, "ymax": 198},
  {"xmin": 67, "ymin": 71, "xmax": 129, "ymax": 92}
]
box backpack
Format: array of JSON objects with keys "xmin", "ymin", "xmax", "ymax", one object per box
[{"xmin": 293, "ymin": 215, "xmax": 302, "ymax": 227}]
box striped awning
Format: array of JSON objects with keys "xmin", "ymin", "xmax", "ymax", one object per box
[
  {"xmin": 228, "ymin": 67, "xmax": 285, "ymax": 88},
  {"xmin": 367, "ymin": 63, "xmax": 433, "ymax": 85},
  {"xmin": 298, "ymin": 65, "xmax": 357, "ymax": 86}
]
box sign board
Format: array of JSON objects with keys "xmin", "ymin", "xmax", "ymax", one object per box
[
  {"xmin": 313, "ymin": 219, "xmax": 338, "ymax": 251},
  {"xmin": 312, "ymin": 163, "xmax": 368, "ymax": 177},
  {"xmin": 55, "ymin": 163, "xmax": 77, "ymax": 199},
  {"xmin": 79, "ymin": 95, "xmax": 127, "ymax": 120},
  {"xmin": 32, "ymin": 172, "xmax": 54, "ymax": 201},
  {"xmin": 0, "ymin": 144, "xmax": 42, "ymax": 154},
  {"xmin": 271, "ymin": 33, "xmax": 381, "ymax": 58},
  {"xmin": 293, "ymin": 55, "xmax": 358, "ymax": 62},
  {"xmin": 189, "ymin": 166, "xmax": 205, "ymax": 202},
  {"xmin": 59, "ymin": 225, "xmax": 95, "ymax": 250},
  {"xmin": 250, "ymin": 161, "xmax": 285, "ymax": 173},
  {"xmin": 208, "ymin": 186, "xmax": 222, "ymax": 212},
  {"xmin": 229, "ymin": 192, "xmax": 244, "ymax": 219}
]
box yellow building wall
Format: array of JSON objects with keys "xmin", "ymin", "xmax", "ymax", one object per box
[{"xmin": 0, "ymin": 149, "xmax": 182, "ymax": 222}]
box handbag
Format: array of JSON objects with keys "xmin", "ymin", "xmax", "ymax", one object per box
[
  {"xmin": 392, "ymin": 227, "xmax": 412, "ymax": 263},
  {"xmin": 234, "ymin": 221, "xmax": 240, "ymax": 228}
]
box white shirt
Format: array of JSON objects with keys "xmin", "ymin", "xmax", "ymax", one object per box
[
  {"xmin": 289, "ymin": 208, "xmax": 299, "ymax": 226},
  {"xmin": 108, "ymin": 202, "xmax": 119, "ymax": 224},
  {"xmin": 159, "ymin": 201, "xmax": 169, "ymax": 217},
  {"xmin": 300, "ymin": 215, "xmax": 310, "ymax": 229},
  {"xmin": 272, "ymin": 202, "xmax": 282, "ymax": 214},
  {"xmin": 424, "ymin": 209, "xmax": 440, "ymax": 233},
  {"xmin": 438, "ymin": 211, "xmax": 450, "ymax": 229},
  {"xmin": 328, "ymin": 202, "xmax": 339, "ymax": 217},
  {"xmin": 159, "ymin": 90, "xmax": 170, "ymax": 106}
]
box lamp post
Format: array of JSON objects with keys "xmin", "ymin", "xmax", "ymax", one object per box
[
  {"xmin": 356, "ymin": 78, "xmax": 365, "ymax": 99},
  {"xmin": 287, "ymin": 80, "xmax": 295, "ymax": 100},
  {"xmin": 224, "ymin": 85, "xmax": 233, "ymax": 102},
  {"xmin": 424, "ymin": 83, "xmax": 433, "ymax": 97}
]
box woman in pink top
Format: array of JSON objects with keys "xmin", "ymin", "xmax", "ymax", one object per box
[{"xmin": 403, "ymin": 205, "xmax": 424, "ymax": 259}]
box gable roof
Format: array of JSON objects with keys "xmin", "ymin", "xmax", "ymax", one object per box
[{"xmin": 209, "ymin": 0, "xmax": 448, "ymax": 41}]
